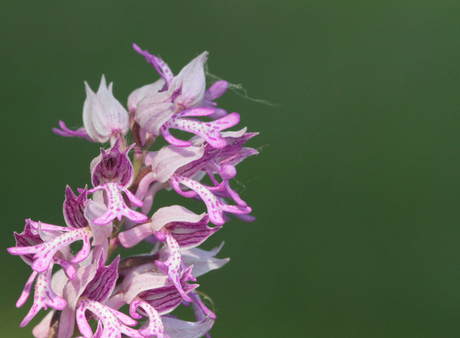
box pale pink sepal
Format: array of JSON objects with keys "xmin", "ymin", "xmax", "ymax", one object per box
[
  {"xmin": 122, "ymin": 270, "xmax": 170, "ymax": 304},
  {"xmin": 53, "ymin": 306, "xmax": 76, "ymax": 338},
  {"xmin": 32, "ymin": 309, "xmax": 55, "ymax": 338},
  {"xmin": 141, "ymin": 181, "xmax": 170, "ymax": 215},
  {"xmin": 135, "ymin": 81, "xmax": 182, "ymax": 137},
  {"xmin": 163, "ymin": 315, "xmax": 214, "ymax": 338},
  {"xmin": 63, "ymin": 250, "xmax": 106, "ymax": 310},
  {"xmin": 63, "ymin": 185, "xmax": 89, "ymax": 229},
  {"xmin": 169, "ymin": 51, "xmax": 208, "ymax": 110},
  {"xmin": 181, "ymin": 243, "xmax": 230, "ymax": 278},
  {"xmin": 119, "ymin": 205, "xmax": 206, "ymax": 248},
  {"xmin": 50, "ymin": 269, "xmax": 68, "ymax": 300},
  {"xmin": 123, "ymin": 266, "xmax": 197, "ymax": 315},
  {"xmin": 204, "ymin": 80, "xmax": 228, "ymax": 101},
  {"xmin": 152, "ymin": 206, "xmax": 205, "ymax": 230},
  {"xmin": 148, "ymin": 144, "xmax": 205, "ymax": 183},
  {"xmin": 84, "ymin": 199, "xmax": 113, "ymax": 246},
  {"xmin": 128, "ymin": 78, "xmax": 166, "ymax": 115}
]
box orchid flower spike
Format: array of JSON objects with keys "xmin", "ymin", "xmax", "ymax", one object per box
[{"xmin": 10, "ymin": 43, "xmax": 259, "ymax": 338}]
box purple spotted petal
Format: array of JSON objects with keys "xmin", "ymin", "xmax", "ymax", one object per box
[
  {"xmin": 16, "ymin": 271, "xmax": 37, "ymax": 308},
  {"xmin": 198, "ymin": 164, "xmax": 248, "ymax": 211},
  {"xmin": 133, "ymin": 43, "xmax": 174, "ymax": 86}
]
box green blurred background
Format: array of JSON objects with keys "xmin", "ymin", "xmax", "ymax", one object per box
[{"xmin": 2, "ymin": 1, "xmax": 460, "ymax": 337}]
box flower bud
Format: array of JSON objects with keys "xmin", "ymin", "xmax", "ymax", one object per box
[{"xmin": 83, "ymin": 75, "xmax": 129, "ymax": 144}]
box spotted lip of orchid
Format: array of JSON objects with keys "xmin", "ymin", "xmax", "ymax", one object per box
[
  {"xmin": 87, "ymin": 138, "xmax": 148, "ymax": 226},
  {"xmin": 10, "ymin": 43, "xmax": 258, "ymax": 338}
]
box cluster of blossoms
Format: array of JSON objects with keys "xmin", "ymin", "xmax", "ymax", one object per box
[{"xmin": 8, "ymin": 44, "xmax": 258, "ymax": 338}]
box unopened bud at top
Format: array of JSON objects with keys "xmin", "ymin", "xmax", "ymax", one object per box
[{"xmin": 83, "ymin": 75, "xmax": 129, "ymax": 144}]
